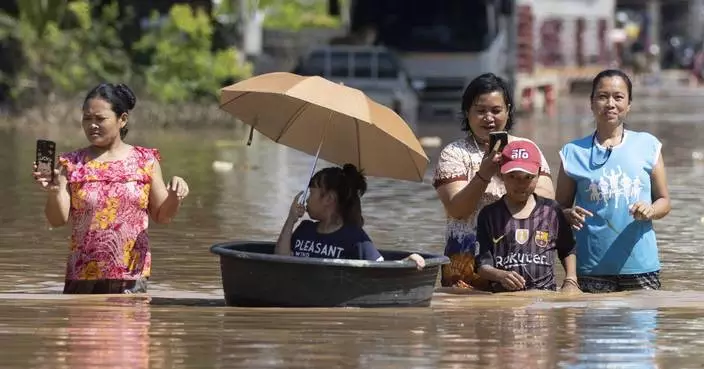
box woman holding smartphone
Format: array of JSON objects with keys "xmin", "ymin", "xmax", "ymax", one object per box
[
  {"xmin": 31, "ymin": 83, "xmax": 189, "ymax": 294},
  {"xmin": 432, "ymin": 73, "xmax": 555, "ymax": 289}
]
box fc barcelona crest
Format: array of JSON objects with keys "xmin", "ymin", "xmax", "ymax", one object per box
[
  {"xmin": 515, "ymin": 229, "xmax": 529, "ymax": 245},
  {"xmin": 535, "ymin": 231, "xmax": 549, "ymax": 248}
]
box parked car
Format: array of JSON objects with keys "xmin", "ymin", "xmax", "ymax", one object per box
[{"xmin": 292, "ymin": 45, "xmax": 420, "ymax": 131}]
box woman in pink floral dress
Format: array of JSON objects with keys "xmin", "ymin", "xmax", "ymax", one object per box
[
  {"xmin": 32, "ymin": 83, "xmax": 190, "ymax": 294},
  {"xmin": 433, "ymin": 73, "xmax": 554, "ymax": 289}
]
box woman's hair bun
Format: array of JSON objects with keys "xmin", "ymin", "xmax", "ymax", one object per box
[{"xmin": 115, "ymin": 83, "xmax": 137, "ymax": 110}]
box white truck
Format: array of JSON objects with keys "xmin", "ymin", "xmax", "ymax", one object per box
[
  {"xmin": 292, "ymin": 45, "xmax": 420, "ymax": 131},
  {"xmin": 333, "ymin": 0, "xmax": 616, "ymax": 116}
]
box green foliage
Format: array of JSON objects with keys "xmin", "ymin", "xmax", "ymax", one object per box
[
  {"xmin": 0, "ymin": 0, "xmax": 132, "ymax": 103},
  {"xmin": 258, "ymin": 0, "xmax": 342, "ymax": 30},
  {"xmin": 0, "ymin": 0, "xmax": 341, "ymax": 108},
  {"xmin": 46, "ymin": 1, "xmax": 133, "ymax": 94},
  {"xmin": 0, "ymin": 0, "xmax": 67, "ymax": 38},
  {"xmin": 134, "ymin": 4, "xmax": 252, "ymax": 103}
]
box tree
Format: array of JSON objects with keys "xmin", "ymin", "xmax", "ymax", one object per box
[
  {"xmin": 214, "ymin": 0, "xmax": 342, "ymax": 31},
  {"xmin": 134, "ymin": 4, "xmax": 252, "ymax": 103},
  {"xmin": 258, "ymin": 0, "xmax": 341, "ymax": 30},
  {"xmin": 0, "ymin": 0, "xmax": 132, "ymax": 105}
]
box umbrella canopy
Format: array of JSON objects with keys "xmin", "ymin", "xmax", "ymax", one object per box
[{"xmin": 219, "ymin": 72, "xmax": 429, "ymax": 182}]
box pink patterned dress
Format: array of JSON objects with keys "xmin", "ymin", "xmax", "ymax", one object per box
[{"xmin": 58, "ymin": 146, "xmax": 159, "ymax": 281}]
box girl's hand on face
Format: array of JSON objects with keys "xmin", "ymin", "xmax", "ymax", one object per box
[{"xmin": 287, "ymin": 191, "xmax": 306, "ymax": 222}]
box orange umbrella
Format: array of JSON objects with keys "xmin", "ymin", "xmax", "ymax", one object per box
[{"xmin": 219, "ymin": 72, "xmax": 429, "ymax": 184}]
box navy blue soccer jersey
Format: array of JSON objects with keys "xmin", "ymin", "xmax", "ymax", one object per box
[{"xmin": 475, "ymin": 195, "xmax": 575, "ymax": 292}]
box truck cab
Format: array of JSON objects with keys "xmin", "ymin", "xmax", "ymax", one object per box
[
  {"xmin": 292, "ymin": 45, "xmax": 420, "ymax": 131},
  {"xmin": 345, "ymin": 0, "xmax": 511, "ymax": 119}
]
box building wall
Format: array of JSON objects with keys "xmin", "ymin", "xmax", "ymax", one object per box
[
  {"xmin": 519, "ymin": 0, "xmax": 616, "ymax": 69},
  {"xmin": 686, "ymin": 0, "xmax": 704, "ymax": 41}
]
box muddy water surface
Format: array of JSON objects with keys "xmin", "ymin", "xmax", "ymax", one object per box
[{"xmin": 2, "ymin": 93, "xmax": 704, "ymax": 368}]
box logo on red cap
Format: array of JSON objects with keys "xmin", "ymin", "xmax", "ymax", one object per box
[{"xmin": 500, "ymin": 140, "xmax": 541, "ymax": 175}]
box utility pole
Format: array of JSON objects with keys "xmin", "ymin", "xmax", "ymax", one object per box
[
  {"xmin": 646, "ymin": 0, "xmax": 661, "ymax": 71},
  {"xmin": 235, "ymin": 0, "xmax": 248, "ymax": 50},
  {"xmin": 233, "ymin": 0, "xmax": 262, "ymax": 60},
  {"xmin": 504, "ymin": 0, "xmax": 517, "ymax": 94}
]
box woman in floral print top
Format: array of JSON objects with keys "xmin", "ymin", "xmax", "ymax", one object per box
[
  {"xmin": 432, "ymin": 73, "xmax": 554, "ymax": 289},
  {"xmin": 32, "ymin": 83, "xmax": 190, "ymax": 294}
]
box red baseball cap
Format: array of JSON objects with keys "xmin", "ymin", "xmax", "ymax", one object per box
[{"xmin": 500, "ymin": 140, "xmax": 541, "ymax": 175}]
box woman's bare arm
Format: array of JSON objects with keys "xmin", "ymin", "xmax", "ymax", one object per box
[
  {"xmin": 555, "ymin": 164, "xmax": 576, "ymax": 208},
  {"xmin": 44, "ymin": 167, "xmax": 70, "ymax": 227},
  {"xmin": 436, "ymin": 176, "xmax": 491, "ymax": 220},
  {"xmin": 148, "ymin": 160, "xmax": 182, "ymax": 224},
  {"xmin": 649, "ymin": 152, "xmax": 671, "ymax": 220}
]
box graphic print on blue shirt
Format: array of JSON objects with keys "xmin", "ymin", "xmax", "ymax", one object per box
[
  {"xmin": 290, "ymin": 220, "xmax": 382, "ymax": 261},
  {"xmin": 560, "ymin": 130, "xmax": 661, "ymax": 276}
]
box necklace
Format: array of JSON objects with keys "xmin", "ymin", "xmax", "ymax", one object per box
[
  {"xmin": 590, "ymin": 128, "xmax": 625, "ymax": 167},
  {"xmin": 469, "ymin": 134, "xmax": 482, "ymax": 149},
  {"xmin": 468, "ymin": 134, "xmax": 488, "ymax": 169}
]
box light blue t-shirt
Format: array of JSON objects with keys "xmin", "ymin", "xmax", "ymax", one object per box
[{"xmin": 560, "ymin": 130, "xmax": 662, "ymax": 276}]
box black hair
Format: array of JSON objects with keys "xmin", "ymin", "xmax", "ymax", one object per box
[
  {"xmin": 309, "ymin": 163, "xmax": 367, "ymax": 227},
  {"xmin": 83, "ymin": 83, "xmax": 137, "ymax": 139},
  {"xmin": 590, "ymin": 69, "xmax": 633, "ymax": 103},
  {"xmin": 460, "ymin": 73, "xmax": 515, "ymax": 132}
]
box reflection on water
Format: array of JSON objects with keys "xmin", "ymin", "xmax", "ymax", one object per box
[
  {"xmin": 2, "ymin": 92, "xmax": 704, "ymax": 367},
  {"xmin": 61, "ymin": 300, "xmax": 150, "ymax": 369},
  {"xmin": 1, "ymin": 293, "xmax": 701, "ymax": 369}
]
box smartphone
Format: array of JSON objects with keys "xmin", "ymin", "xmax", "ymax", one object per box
[
  {"xmin": 36, "ymin": 139, "xmax": 56, "ymax": 182},
  {"xmin": 488, "ymin": 131, "xmax": 509, "ymax": 152}
]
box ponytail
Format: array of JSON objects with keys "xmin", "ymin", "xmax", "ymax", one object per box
[
  {"xmin": 340, "ymin": 164, "xmax": 366, "ymax": 227},
  {"xmin": 309, "ymin": 163, "xmax": 368, "ymax": 227}
]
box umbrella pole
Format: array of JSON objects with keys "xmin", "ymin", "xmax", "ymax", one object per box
[
  {"xmin": 298, "ymin": 112, "xmax": 332, "ymax": 205},
  {"xmin": 246, "ymin": 116, "xmax": 258, "ymax": 146}
]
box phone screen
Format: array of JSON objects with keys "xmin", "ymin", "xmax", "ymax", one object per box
[
  {"xmin": 489, "ymin": 131, "xmax": 508, "ymax": 152},
  {"xmin": 36, "ymin": 139, "xmax": 56, "ymax": 181}
]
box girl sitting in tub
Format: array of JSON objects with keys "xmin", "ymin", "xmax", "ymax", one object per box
[{"xmin": 275, "ymin": 163, "xmax": 425, "ymax": 269}]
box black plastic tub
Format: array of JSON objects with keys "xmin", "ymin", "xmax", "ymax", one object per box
[{"xmin": 210, "ymin": 241, "xmax": 450, "ymax": 308}]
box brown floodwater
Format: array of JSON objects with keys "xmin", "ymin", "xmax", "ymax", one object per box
[{"xmin": 2, "ymin": 92, "xmax": 704, "ymax": 368}]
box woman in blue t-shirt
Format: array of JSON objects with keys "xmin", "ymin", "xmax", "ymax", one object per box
[
  {"xmin": 555, "ymin": 69, "xmax": 672, "ymax": 293},
  {"xmin": 275, "ymin": 163, "xmax": 424, "ymax": 268}
]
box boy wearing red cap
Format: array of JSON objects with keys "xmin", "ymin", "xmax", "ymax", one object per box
[{"xmin": 475, "ymin": 141, "xmax": 580, "ymax": 293}]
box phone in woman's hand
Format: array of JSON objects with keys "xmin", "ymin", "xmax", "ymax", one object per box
[
  {"xmin": 488, "ymin": 131, "xmax": 508, "ymax": 152},
  {"xmin": 36, "ymin": 139, "xmax": 56, "ymax": 182}
]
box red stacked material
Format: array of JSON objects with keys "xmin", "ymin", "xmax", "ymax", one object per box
[
  {"xmin": 517, "ymin": 5, "xmax": 534, "ymax": 73},
  {"xmin": 576, "ymin": 17, "xmax": 586, "ymax": 66},
  {"xmin": 539, "ymin": 18, "xmax": 563, "ymax": 67}
]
